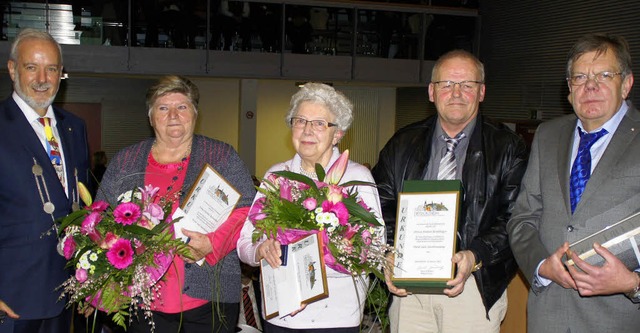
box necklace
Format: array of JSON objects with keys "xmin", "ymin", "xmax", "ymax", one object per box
[{"xmin": 299, "ymin": 161, "xmax": 317, "ymax": 179}]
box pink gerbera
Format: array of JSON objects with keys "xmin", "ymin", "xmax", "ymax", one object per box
[
  {"xmin": 106, "ymin": 238, "xmax": 134, "ymax": 269},
  {"xmin": 113, "ymin": 202, "xmax": 141, "ymax": 225}
]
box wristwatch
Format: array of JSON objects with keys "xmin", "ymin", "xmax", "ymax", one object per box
[
  {"xmin": 471, "ymin": 261, "xmax": 483, "ymax": 272},
  {"xmin": 625, "ymin": 272, "xmax": 640, "ymax": 300}
]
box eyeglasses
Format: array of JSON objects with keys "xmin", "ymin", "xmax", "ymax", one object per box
[
  {"xmin": 290, "ymin": 117, "xmax": 337, "ymax": 131},
  {"xmin": 567, "ymin": 71, "xmax": 622, "ymax": 86},
  {"xmin": 432, "ymin": 80, "xmax": 483, "ymax": 93}
]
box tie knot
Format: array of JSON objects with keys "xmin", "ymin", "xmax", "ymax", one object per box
[
  {"xmin": 443, "ymin": 132, "xmax": 466, "ymax": 152},
  {"xmin": 578, "ymin": 128, "xmax": 608, "ymax": 149},
  {"xmin": 38, "ymin": 117, "xmax": 51, "ymax": 127}
]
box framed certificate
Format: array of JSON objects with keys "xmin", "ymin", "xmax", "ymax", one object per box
[
  {"xmin": 172, "ymin": 164, "xmax": 241, "ymax": 263},
  {"xmin": 260, "ymin": 233, "xmax": 329, "ymax": 319},
  {"xmin": 391, "ymin": 180, "xmax": 462, "ymax": 294}
]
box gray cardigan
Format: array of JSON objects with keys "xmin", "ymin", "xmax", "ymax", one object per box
[{"xmin": 97, "ymin": 135, "xmax": 256, "ymax": 303}]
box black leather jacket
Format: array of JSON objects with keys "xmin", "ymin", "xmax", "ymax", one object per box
[{"xmin": 372, "ymin": 115, "xmax": 528, "ymax": 314}]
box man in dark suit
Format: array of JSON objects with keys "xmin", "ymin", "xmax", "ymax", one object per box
[
  {"xmin": 373, "ymin": 50, "xmax": 528, "ymax": 332},
  {"xmin": 508, "ymin": 33, "xmax": 640, "ymax": 332},
  {"xmin": 0, "ymin": 28, "xmax": 90, "ymax": 333}
]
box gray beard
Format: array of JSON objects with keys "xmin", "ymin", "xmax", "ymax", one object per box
[
  {"xmin": 14, "ymin": 86, "xmax": 56, "ymax": 111},
  {"xmin": 13, "ymin": 70, "xmax": 58, "ymax": 111}
]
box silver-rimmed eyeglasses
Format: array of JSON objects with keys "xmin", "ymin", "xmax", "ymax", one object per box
[
  {"xmin": 290, "ymin": 117, "xmax": 337, "ymax": 131},
  {"xmin": 432, "ymin": 80, "xmax": 483, "ymax": 93},
  {"xmin": 567, "ymin": 71, "xmax": 622, "ymax": 86}
]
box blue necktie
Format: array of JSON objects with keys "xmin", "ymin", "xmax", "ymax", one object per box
[{"xmin": 569, "ymin": 127, "xmax": 608, "ymax": 213}]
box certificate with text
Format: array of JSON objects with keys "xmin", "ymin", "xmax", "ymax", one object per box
[
  {"xmin": 392, "ymin": 180, "xmax": 461, "ymax": 293},
  {"xmin": 173, "ymin": 164, "xmax": 241, "ymax": 246},
  {"xmin": 260, "ymin": 233, "xmax": 329, "ymax": 319}
]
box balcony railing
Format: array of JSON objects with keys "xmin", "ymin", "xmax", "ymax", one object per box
[{"xmin": 1, "ymin": 0, "xmax": 478, "ymax": 60}]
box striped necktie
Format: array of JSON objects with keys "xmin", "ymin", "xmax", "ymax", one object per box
[
  {"xmin": 38, "ymin": 117, "xmax": 65, "ymax": 185},
  {"xmin": 242, "ymin": 285, "xmax": 258, "ymax": 328},
  {"xmin": 438, "ymin": 132, "xmax": 465, "ymax": 180}
]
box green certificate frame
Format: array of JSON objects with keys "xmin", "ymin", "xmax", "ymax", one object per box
[{"xmin": 391, "ymin": 180, "xmax": 462, "ymax": 294}]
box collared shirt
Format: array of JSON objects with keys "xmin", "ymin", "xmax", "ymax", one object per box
[
  {"xmin": 570, "ymin": 101, "xmax": 628, "ymax": 173},
  {"xmin": 535, "ymin": 101, "xmax": 629, "ymax": 288},
  {"xmin": 424, "ymin": 116, "xmax": 477, "ymax": 180},
  {"xmin": 13, "ymin": 91, "xmax": 68, "ymax": 195}
]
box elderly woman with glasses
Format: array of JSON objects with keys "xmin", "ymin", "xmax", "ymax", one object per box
[
  {"xmin": 97, "ymin": 75, "xmax": 256, "ymax": 333},
  {"xmin": 237, "ymin": 83, "xmax": 384, "ymax": 333}
]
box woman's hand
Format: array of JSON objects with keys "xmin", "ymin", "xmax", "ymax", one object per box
[
  {"xmin": 256, "ymin": 239, "xmax": 282, "ymax": 268},
  {"xmin": 181, "ymin": 229, "xmax": 213, "ymax": 263}
]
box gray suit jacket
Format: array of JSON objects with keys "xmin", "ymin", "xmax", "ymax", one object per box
[{"xmin": 507, "ymin": 105, "xmax": 640, "ymax": 333}]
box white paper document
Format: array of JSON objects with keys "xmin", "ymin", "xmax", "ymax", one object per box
[
  {"xmin": 260, "ymin": 233, "xmax": 329, "ymax": 319},
  {"xmin": 172, "ymin": 164, "xmax": 241, "ymax": 265}
]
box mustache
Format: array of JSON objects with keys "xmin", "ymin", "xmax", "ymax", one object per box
[{"xmin": 32, "ymin": 83, "xmax": 53, "ymax": 90}]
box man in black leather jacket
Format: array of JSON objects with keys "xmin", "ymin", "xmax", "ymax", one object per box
[{"xmin": 372, "ymin": 50, "xmax": 528, "ymax": 333}]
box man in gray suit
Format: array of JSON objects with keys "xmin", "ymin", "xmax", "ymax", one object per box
[{"xmin": 508, "ymin": 33, "xmax": 640, "ymax": 332}]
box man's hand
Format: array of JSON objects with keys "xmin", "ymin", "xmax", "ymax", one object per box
[
  {"xmin": 0, "ymin": 299, "xmax": 19, "ymax": 321},
  {"xmin": 567, "ymin": 243, "xmax": 639, "ymax": 296},
  {"xmin": 384, "ymin": 252, "xmax": 409, "ymax": 296},
  {"xmin": 539, "ymin": 242, "xmax": 577, "ymax": 290},
  {"xmin": 181, "ymin": 229, "xmax": 213, "ymax": 263},
  {"xmin": 444, "ymin": 250, "xmax": 476, "ymax": 297}
]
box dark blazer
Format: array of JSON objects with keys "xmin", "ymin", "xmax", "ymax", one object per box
[
  {"xmin": 0, "ymin": 96, "xmax": 90, "ymax": 320},
  {"xmin": 372, "ymin": 115, "xmax": 528, "ymax": 314},
  {"xmin": 508, "ymin": 105, "xmax": 640, "ymax": 333}
]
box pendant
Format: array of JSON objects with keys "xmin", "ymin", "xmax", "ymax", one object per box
[
  {"xmin": 43, "ymin": 202, "xmax": 55, "ymax": 214},
  {"xmin": 32, "ymin": 164, "xmax": 43, "ymax": 176}
]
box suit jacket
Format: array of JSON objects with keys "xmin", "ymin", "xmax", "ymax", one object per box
[
  {"xmin": 0, "ymin": 96, "xmax": 90, "ymax": 320},
  {"xmin": 508, "ymin": 105, "xmax": 640, "ymax": 333},
  {"xmin": 372, "ymin": 115, "xmax": 528, "ymax": 314}
]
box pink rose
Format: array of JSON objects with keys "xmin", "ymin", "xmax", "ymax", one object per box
[
  {"xmin": 75, "ymin": 268, "xmax": 88, "ymax": 283},
  {"xmin": 143, "ymin": 202, "xmax": 164, "ymax": 226},
  {"xmin": 302, "ymin": 197, "xmax": 317, "ymax": 210},
  {"xmin": 100, "ymin": 232, "xmax": 119, "ymax": 249}
]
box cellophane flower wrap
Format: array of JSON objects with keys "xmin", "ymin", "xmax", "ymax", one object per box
[
  {"xmin": 57, "ymin": 184, "xmax": 190, "ymax": 330},
  {"xmin": 249, "ymin": 150, "xmax": 390, "ymax": 278}
]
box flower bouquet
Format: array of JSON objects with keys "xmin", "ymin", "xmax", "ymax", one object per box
[
  {"xmin": 249, "ymin": 150, "xmax": 391, "ymax": 279},
  {"xmin": 57, "ymin": 184, "xmax": 190, "ymax": 330}
]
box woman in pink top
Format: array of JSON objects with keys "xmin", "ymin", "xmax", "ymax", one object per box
[{"xmin": 97, "ymin": 76, "xmax": 256, "ymax": 333}]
